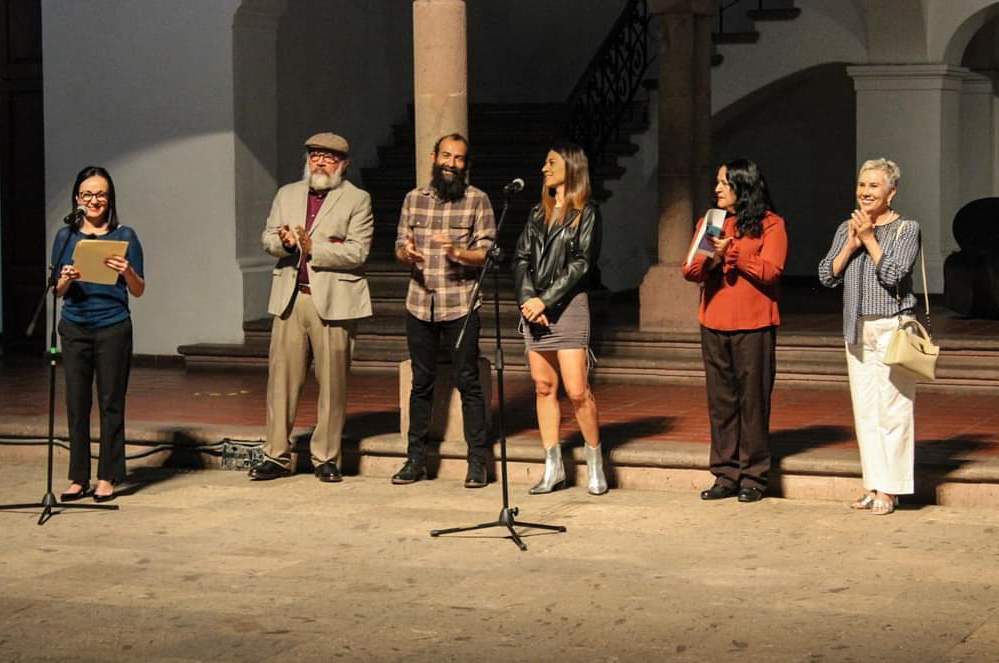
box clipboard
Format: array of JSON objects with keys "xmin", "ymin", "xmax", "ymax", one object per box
[{"xmin": 71, "ymin": 239, "xmax": 129, "ymax": 285}]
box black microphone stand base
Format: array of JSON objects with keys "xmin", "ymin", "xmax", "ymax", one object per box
[
  {"xmin": 431, "ymin": 506, "xmax": 566, "ymax": 552},
  {"xmin": 0, "ymin": 493, "xmax": 119, "ymax": 526}
]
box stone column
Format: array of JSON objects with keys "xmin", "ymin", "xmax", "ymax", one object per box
[
  {"xmin": 639, "ymin": 0, "xmax": 715, "ymax": 331},
  {"xmin": 412, "ymin": 0, "xmax": 468, "ymax": 186},
  {"xmin": 848, "ymin": 64, "xmax": 968, "ymax": 293}
]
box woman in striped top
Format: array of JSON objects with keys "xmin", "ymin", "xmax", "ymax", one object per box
[{"xmin": 818, "ymin": 158, "xmax": 921, "ymax": 516}]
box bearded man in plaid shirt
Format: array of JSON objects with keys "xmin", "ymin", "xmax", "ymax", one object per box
[{"xmin": 392, "ymin": 133, "xmax": 496, "ymax": 488}]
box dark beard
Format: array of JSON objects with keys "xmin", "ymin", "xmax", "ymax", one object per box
[{"xmin": 430, "ymin": 163, "xmax": 468, "ymax": 202}]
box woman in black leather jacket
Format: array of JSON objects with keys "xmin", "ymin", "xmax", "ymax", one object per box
[{"xmin": 512, "ymin": 142, "xmax": 606, "ymax": 496}]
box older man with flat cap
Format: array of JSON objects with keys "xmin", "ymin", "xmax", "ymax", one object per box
[{"xmin": 250, "ymin": 132, "xmax": 374, "ymax": 482}]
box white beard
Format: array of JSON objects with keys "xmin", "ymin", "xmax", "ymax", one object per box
[{"xmin": 303, "ymin": 164, "xmax": 343, "ymax": 191}]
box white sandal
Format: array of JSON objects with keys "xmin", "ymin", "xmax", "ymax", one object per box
[
  {"xmin": 871, "ymin": 495, "xmax": 897, "ymax": 516},
  {"xmin": 850, "ymin": 493, "xmax": 875, "ymax": 510}
]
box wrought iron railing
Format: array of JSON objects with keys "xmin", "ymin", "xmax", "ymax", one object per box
[{"xmin": 565, "ymin": 0, "xmax": 652, "ymax": 165}]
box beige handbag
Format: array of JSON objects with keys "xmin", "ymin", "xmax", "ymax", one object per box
[{"xmin": 883, "ymin": 223, "xmax": 940, "ymax": 380}]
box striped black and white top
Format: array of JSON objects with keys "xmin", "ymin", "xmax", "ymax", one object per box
[{"xmin": 818, "ymin": 217, "xmax": 921, "ymax": 344}]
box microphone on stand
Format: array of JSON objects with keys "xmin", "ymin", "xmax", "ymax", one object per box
[
  {"xmin": 62, "ymin": 206, "xmax": 87, "ymax": 228},
  {"xmin": 503, "ymin": 177, "xmax": 525, "ymax": 194}
]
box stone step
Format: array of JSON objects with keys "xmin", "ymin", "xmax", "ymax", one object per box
[
  {"xmin": 5, "ymin": 421, "xmax": 999, "ymax": 509},
  {"xmin": 179, "ymin": 320, "xmax": 999, "ymax": 392}
]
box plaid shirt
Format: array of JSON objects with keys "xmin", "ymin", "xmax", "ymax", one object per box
[{"xmin": 395, "ymin": 185, "xmax": 496, "ymax": 322}]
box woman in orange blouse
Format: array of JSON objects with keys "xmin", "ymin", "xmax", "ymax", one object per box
[{"xmin": 682, "ymin": 158, "xmax": 788, "ymax": 503}]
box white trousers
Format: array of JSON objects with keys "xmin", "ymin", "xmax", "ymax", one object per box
[{"xmin": 845, "ymin": 316, "xmax": 918, "ymax": 495}]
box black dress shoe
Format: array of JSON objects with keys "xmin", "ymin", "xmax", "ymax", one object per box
[
  {"xmin": 93, "ymin": 491, "xmax": 117, "ymax": 503},
  {"xmin": 463, "ymin": 461, "xmax": 488, "ymax": 489},
  {"xmin": 249, "ymin": 459, "xmax": 291, "ymax": 481},
  {"xmin": 60, "ymin": 483, "xmax": 90, "ymax": 502},
  {"xmin": 738, "ymin": 486, "xmax": 765, "ymax": 503},
  {"xmin": 391, "ymin": 459, "xmax": 427, "ymax": 485},
  {"xmin": 700, "ymin": 483, "xmax": 739, "ymax": 500},
  {"xmin": 315, "ymin": 461, "xmax": 343, "ymax": 483}
]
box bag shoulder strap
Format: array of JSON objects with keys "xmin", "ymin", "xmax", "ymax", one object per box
[{"xmin": 894, "ymin": 220, "xmax": 931, "ymax": 325}]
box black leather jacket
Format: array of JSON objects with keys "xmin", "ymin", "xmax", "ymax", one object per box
[{"xmin": 512, "ymin": 203, "xmax": 601, "ymax": 319}]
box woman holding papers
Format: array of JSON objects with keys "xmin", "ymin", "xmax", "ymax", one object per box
[
  {"xmin": 53, "ymin": 166, "xmax": 144, "ymax": 503},
  {"xmin": 818, "ymin": 158, "xmax": 920, "ymax": 516},
  {"xmin": 513, "ymin": 142, "xmax": 606, "ymax": 496},
  {"xmin": 682, "ymin": 159, "xmax": 787, "ymax": 503}
]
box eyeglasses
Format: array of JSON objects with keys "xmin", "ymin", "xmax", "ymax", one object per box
[
  {"xmin": 308, "ymin": 151, "xmax": 343, "ymax": 164},
  {"xmin": 78, "ymin": 192, "xmax": 109, "ymax": 203}
]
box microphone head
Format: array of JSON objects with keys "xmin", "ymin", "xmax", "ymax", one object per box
[{"xmin": 504, "ymin": 177, "xmax": 525, "ymax": 193}]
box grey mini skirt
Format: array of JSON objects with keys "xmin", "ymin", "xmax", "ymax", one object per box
[{"xmin": 520, "ymin": 291, "xmax": 590, "ymax": 352}]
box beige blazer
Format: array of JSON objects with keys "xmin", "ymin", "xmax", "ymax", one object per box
[{"xmin": 262, "ymin": 179, "xmax": 373, "ymax": 321}]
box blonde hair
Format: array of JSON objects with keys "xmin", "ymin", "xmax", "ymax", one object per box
[
  {"xmin": 859, "ymin": 158, "xmax": 901, "ymax": 190},
  {"xmin": 541, "ymin": 142, "xmax": 591, "ymax": 225}
]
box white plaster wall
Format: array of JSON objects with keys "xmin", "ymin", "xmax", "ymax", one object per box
[
  {"xmin": 42, "ymin": 0, "xmax": 243, "ymax": 354},
  {"xmin": 712, "ymin": 0, "xmax": 867, "ymax": 115}
]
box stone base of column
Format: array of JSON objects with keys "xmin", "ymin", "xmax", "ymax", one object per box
[{"xmin": 638, "ymin": 263, "xmax": 701, "ymax": 331}]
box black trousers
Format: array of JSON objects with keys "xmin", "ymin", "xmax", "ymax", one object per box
[
  {"xmin": 59, "ymin": 318, "xmax": 133, "ymax": 484},
  {"xmin": 700, "ymin": 325, "xmax": 776, "ymax": 491},
  {"xmin": 405, "ymin": 312, "xmax": 488, "ymax": 464}
]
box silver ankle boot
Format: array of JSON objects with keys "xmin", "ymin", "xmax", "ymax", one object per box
[
  {"xmin": 584, "ymin": 444, "xmax": 608, "ymax": 495},
  {"xmin": 528, "ymin": 445, "xmax": 566, "ymax": 495}
]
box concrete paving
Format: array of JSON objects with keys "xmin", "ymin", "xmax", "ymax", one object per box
[{"xmin": 2, "ymin": 461, "xmax": 999, "ymax": 662}]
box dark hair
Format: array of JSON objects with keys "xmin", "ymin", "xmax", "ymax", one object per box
[
  {"xmin": 433, "ymin": 133, "xmax": 470, "ymax": 162},
  {"xmin": 71, "ymin": 165, "xmax": 119, "ymax": 231},
  {"xmin": 721, "ymin": 158, "xmax": 774, "ymax": 238}
]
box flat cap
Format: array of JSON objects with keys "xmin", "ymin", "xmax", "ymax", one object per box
[{"xmin": 305, "ymin": 132, "xmax": 349, "ymax": 155}]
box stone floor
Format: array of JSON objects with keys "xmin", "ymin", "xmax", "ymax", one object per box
[{"xmin": 2, "ymin": 463, "xmax": 999, "ymax": 662}]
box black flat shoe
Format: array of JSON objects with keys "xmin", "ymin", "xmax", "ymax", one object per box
[
  {"xmin": 60, "ymin": 483, "xmax": 90, "ymax": 502},
  {"xmin": 463, "ymin": 461, "xmax": 488, "ymax": 489},
  {"xmin": 314, "ymin": 461, "xmax": 343, "ymax": 483},
  {"xmin": 391, "ymin": 459, "xmax": 427, "ymax": 485},
  {"xmin": 93, "ymin": 491, "xmax": 116, "ymax": 503},
  {"xmin": 700, "ymin": 483, "xmax": 739, "ymax": 500},
  {"xmin": 248, "ymin": 459, "xmax": 291, "ymax": 481},
  {"xmin": 738, "ymin": 487, "xmax": 765, "ymax": 503}
]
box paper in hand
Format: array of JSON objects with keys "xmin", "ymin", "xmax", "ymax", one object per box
[{"xmin": 71, "ymin": 239, "xmax": 129, "ymax": 285}]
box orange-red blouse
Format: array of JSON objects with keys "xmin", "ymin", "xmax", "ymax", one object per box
[{"xmin": 681, "ymin": 211, "xmax": 788, "ymax": 331}]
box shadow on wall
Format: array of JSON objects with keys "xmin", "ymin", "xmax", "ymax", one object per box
[{"xmin": 712, "ymin": 63, "xmax": 857, "ymax": 278}]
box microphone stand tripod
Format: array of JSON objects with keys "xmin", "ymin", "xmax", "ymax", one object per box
[
  {"xmin": 0, "ymin": 228, "xmax": 119, "ymax": 524},
  {"xmin": 430, "ymin": 192, "xmax": 566, "ymax": 551}
]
